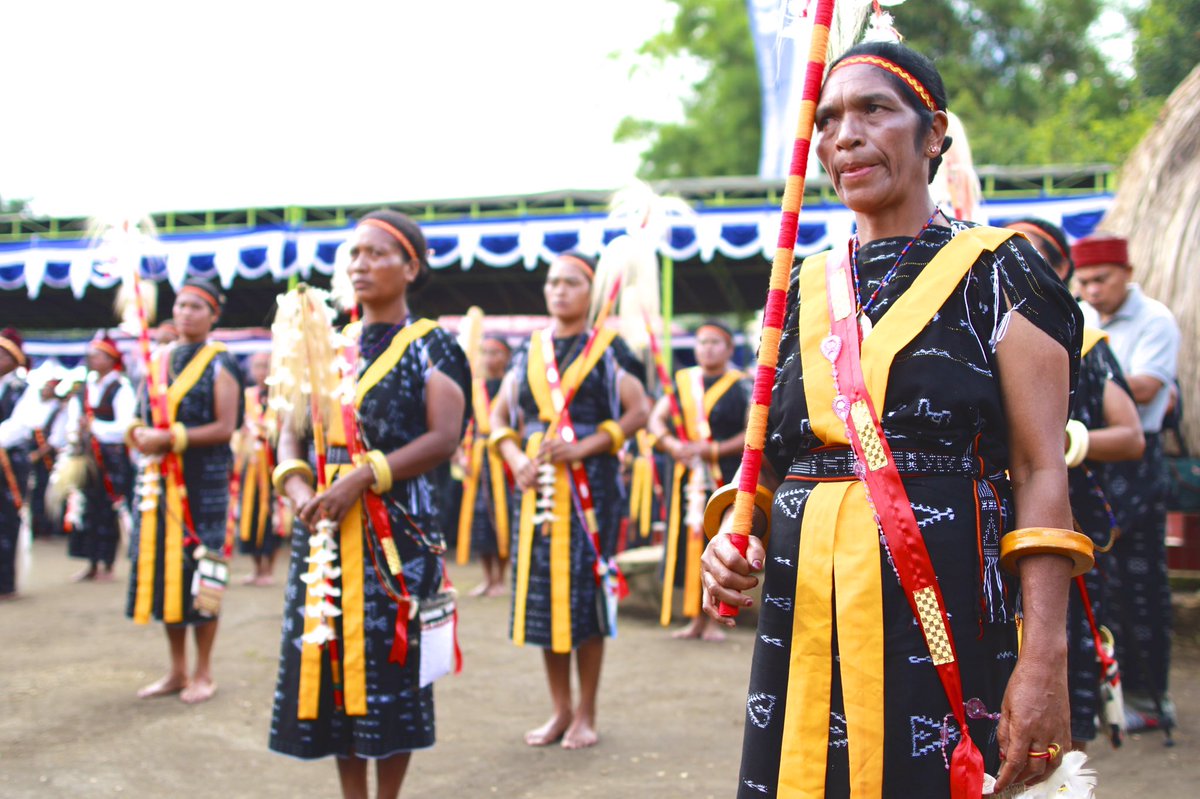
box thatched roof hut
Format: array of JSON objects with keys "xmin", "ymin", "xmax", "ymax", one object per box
[{"xmin": 1102, "ymin": 65, "xmax": 1200, "ymax": 451}]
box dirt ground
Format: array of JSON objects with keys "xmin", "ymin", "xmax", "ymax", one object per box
[{"xmin": 1, "ymin": 539, "xmax": 1196, "ymax": 798}]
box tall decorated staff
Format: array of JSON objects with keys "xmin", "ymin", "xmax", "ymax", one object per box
[{"xmin": 713, "ymin": 0, "xmax": 839, "ymax": 618}]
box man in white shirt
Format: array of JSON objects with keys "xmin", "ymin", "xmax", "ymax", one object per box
[
  {"xmin": 0, "ymin": 328, "xmax": 30, "ymax": 600},
  {"xmin": 64, "ymin": 334, "xmax": 137, "ymax": 582},
  {"xmin": 1073, "ymin": 233, "xmax": 1181, "ymax": 730}
]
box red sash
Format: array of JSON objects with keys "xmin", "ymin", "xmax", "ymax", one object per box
[{"xmin": 823, "ymin": 242, "xmax": 983, "ymax": 799}]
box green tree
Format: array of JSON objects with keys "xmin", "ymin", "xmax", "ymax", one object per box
[
  {"xmin": 1133, "ymin": 0, "xmax": 1200, "ymax": 97},
  {"xmin": 619, "ymin": 0, "xmax": 1159, "ymax": 175}
]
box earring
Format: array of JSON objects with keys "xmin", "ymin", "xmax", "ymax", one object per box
[{"xmin": 929, "ymin": 145, "xmax": 938, "ymax": 154}]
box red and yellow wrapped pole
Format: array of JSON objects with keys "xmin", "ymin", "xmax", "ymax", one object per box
[{"xmin": 719, "ymin": 0, "xmax": 835, "ymax": 617}]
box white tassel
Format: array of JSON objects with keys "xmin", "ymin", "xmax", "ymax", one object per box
[{"xmin": 985, "ymin": 751, "xmax": 1096, "ymax": 798}]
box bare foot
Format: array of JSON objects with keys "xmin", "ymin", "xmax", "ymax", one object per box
[
  {"xmin": 94, "ymin": 568, "xmax": 115, "ymax": 583},
  {"xmin": 525, "ymin": 714, "xmax": 572, "ymax": 746},
  {"xmin": 137, "ymin": 674, "xmax": 188, "ymax": 699},
  {"xmin": 241, "ymin": 573, "xmax": 259, "ymax": 586},
  {"xmin": 180, "ymin": 677, "xmax": 217, "ymax": 704},
  {"xmin": 0, "ymin": 592, "xmax": 17, "ymax": 602},
  {"xmin": 562, "ymin": 716, "xmax": 599, "ymax": 750},
  {"xmin": 700, "ymin": 627, "xmax": 727, "ymax": 643},
  {"xmin": 468, "ymin": 582, "xmax": 490, "ymax": 598},
  {"xmin": 253, "ymin": 575, "xmax": 275, "ymax": 587},
  {"xmin": 71, "ymin": 567, "xmax": 97, "ymax": 583},
  {"xmin": 671, "ymin": 620, "xmax": 704, "ymax": 640},
  {"xmin": 484, "ymin": 583, "xmax": 508, "ymax": 598}
]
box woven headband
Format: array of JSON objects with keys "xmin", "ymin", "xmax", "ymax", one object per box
[
  {"xmin": 0, "ymin": 336, "xmax": 25, "ymax": 368},
  {"xmin": 831, "ymin": 55, "xmax": 938, "ymax": 113},
  {"xmin": 359, "ymin": 218, "xmax": 420, "ymax": 264},
  {"xmin": 1006, "ymin": 222, "xmax": 1070, "ymax": 266},
  {"xmin": 557, "ymin": 254, "xmax": 595, "ymax": 280},
  {"xmin": 179, "ymin": 284, "xmax": 222, "ymax": 314}
]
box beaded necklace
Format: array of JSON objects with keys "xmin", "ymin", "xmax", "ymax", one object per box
[
  {"xmin": 850, "ymin": 207, "xmax": 944, "ymax": 322},
  {"xmin": 359, "ymin": 317, "xmax": 410, "ymax": 362}
]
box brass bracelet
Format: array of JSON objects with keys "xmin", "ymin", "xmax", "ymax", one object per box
[
  {"xmin": 364, "ymin": 449, "xmax": 393, "ymax": 495},
  {"xmin": 272, "ymin": 459, "xmax": 315, "ymax": 495},
  {"xmin": 597, "ymin": 419, "xmax": 626, "ymax": 455},
  {"xmin": 1064, "ymin": 419, "xmax": 1089, "ymax": 468},
  {"xmin": 124, "ymin": 420, "xmax": 146, "ymax": 449},
  {"xmin": 709, "ymin": 441, "xmax": 720, "ymax": 462},
  {"xmin": 170, "ymin": 422, "xmax": 188, "ymax": 454},
  {"xmin": 487, "ymin": 426, "xmax": 520, "ymax": 451},
  {"xmin": 999, "ymin": 527, "xmax": 1094, "ymax": 577},
  {"xmin": 703, "ymin": 482, "xmax": 774, "ymax": 541}
]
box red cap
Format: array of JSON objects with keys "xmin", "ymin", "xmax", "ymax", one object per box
[
  {"xmin": 89, "ymin": 331, "xmax": 124, "ymax": 370},
  {"xmin": 1072, "ymin": 234, "xmax": 1130, "ymax": 270}
]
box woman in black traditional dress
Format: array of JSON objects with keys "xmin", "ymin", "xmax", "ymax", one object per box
[
  {"xmin": 490, "ymin": 251, "xmax": 649, "ymax": 750},
  {"xmin": 0, "ymin": 328, "xmax": 29, "ymax": 601},
  {"xmin": 268, "ymin": 210, "xmax": 469, "ymax": 799},
  {"xmin": 1006, "ymin": 218, "xmax": 1145, "ymax": 749},
  {"xmin": 703, "ymin": 42, "xmax": 1088, "ymax": 797},
  {"xmin": 236, "ymin": 351, "xmax": 282, "ymax": 586},
  {"xmin": 126, "ymin": 279, "xmax": 243, "ymax": 704}
]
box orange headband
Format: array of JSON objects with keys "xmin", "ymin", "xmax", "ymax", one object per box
[
  {"xmin": 179, "ymin": 284, "xmax": 221, "ymax": 314},
  {"xmin": 90, "ymin": 339, "xmax": 122, "ymax": 361},
  {"xmin": 831, "ymin": 55, "xmax": 938, "ymax": 113},
  {"xmin": 1006, "ymin": 222, "xmax": 1070, "ymax": 265},
  {"xmin": 359, "ymin": 218, "xmax": 420, "ymax": 264},
  {"xmin": 0, "ymin": 336, "xmax": 25, "ymax": 368},
  {"xmin": 557, "ymin": 254, "xmax": 595, "ymax": 280},
  {"xmin": 696, "ymin": 324, "xmax": 734, "ymax": 343}
]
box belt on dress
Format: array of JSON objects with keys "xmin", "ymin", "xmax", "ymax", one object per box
[{"xmin": 787, "ymin": 447, "xmax": 982, "ymax": 480}]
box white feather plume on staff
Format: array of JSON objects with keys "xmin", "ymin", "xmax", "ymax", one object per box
[{"xmin": 266, "ymin": 284, "xmax": 339, "ymax": 439}]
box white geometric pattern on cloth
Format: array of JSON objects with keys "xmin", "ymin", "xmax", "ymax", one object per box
[
  {"xmin": 743, "ymin": 780, "xmax": 770, "ymax": 794},
  {"xmin": 762, "ymin": 594, "xmax": 793, "ymax": 611},
  {"xmin": 914, "ymin": 398, "xmax": 952, "ymax": 425},
  {"xmin": 747, "ymin": 693, "xmax": 777, "ymax": 729},
  {"xmin": 911, "ymin": 714, "xmax": 959, "ymax": 758},
  {"xmin": 911, "ymin": 503, "xmax": 956, "ymax": 528},
  {"xmin": 829, "ymin": 712, "xmax": 848, "ymax": 749},
  {"xmin": 759, "ymin": 635, "xmax": 784, "ymax": 648},
  {"xmin": 773, "ymin": 556, "xmax": 794, "ymax": 567},
  {"xmin": 774, "ymin": 485, "xmax": 810, "ymax": 519}
]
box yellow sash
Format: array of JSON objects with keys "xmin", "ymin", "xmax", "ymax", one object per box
[
  {"xmin": 526, "ymin": 327, "xmax": 618, "ymax": 422},
  {"xmin": 781, "ymin": 227, "xmax": 1015, "ymax": 797},
  {"xmin": 457, "ymin": 387, "xmax": 510, "ymax": 563},
  {"xmin": 133, "ymin": 341, "xmax": 226, "ymax": 625},
  {"xmin": 660, "ymin": 367, "xmax": 744, "ymax": 624},
  {"xmin": 1081, "ymin": 326, "xmax": 1108, "ymax": 359},
  {"xmin": 238, "ymin": 387, "xmax": 272, "ymax": 547},
  {"xmin": 297, "ymin": 319, "xmax": 437, "ymax": 719}
]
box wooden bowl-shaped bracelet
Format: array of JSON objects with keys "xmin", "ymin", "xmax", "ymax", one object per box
[{"xmin": 999, "ymin": 527, "xmax": 1094, "ymax": 577}]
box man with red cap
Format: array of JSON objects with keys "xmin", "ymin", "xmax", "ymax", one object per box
[
  {"xmin": 1073, "ymin": 232, "xmax": 1181, "ymax": 731},
  {"xmin": 0, "ymin": 327, "xmax": 29, "ymax": 600},
  {"xmin": 63, "ymin": 332, "xmax": 137, "ymax": 582}
]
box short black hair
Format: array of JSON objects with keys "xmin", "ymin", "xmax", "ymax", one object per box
[
  {"xmin": 360, "ymin": 209, "xmax": 431, "ymax": 291},
  {"xmin": 827, "ymin": 42, "xmax": 950, "ymax": 184},
  {"xmin": 181, "ymin": 277, "xmax": 225, "ymax": 315}
]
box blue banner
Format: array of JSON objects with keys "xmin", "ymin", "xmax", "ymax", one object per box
[{"xmin": 746, "ymin": 0, "xmax": 799, "ymax": 179}]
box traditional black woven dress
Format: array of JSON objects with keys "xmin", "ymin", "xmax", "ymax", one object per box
[
  {"xmin": 269, "ymin": 322, "xmax": 469, "ymax": 760},
  {"xmin": 738, "ymin": 223, "xmax": 1081, "ymax": 798}
]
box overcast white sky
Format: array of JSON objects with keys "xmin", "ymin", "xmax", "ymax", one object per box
[{"xmin": 0, "ymin": 0, "xmax": 686, "ymax": 218}]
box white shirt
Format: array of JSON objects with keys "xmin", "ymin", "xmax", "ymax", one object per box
[{"xmin": 65, "ymin": 370, "xmax": 138, "ymax": 446}]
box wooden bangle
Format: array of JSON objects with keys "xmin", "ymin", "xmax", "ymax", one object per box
[
  {"xmin": 487, "ymin": 426, "xmax": 520, "ymax": 451},
  {"xmin": 1065, "ymin": 419, "xmax": 1089, "ymax": 468},
  {"xmin": 124, "ymin": 420, "xmax": 146, "ymax": 449},
  {"xmin": 365, "ymin": 449, "xmax": 393, "ymax": 494},
  {"xmin": 272, "ymin": 459, "xmax": 314, "ymax": 495},
  {"xmin": 703, "ymin": 483, "xmax": 773, "ymax": 541},
  {"xmin": 170, "ymin": 422, "xmax": 188, "ymax": 454},
  {"xmin": 598, "ymin": 419, "xmax": 626, "ymax": 455},
  {"xmin": 1000, "ymin": 527, "xmax": 1094, "ymax": 577}
]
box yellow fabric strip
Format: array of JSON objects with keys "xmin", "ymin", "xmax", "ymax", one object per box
[
  {"xmin": 336, "ymin": 464, "xmax": 367, "ymax": 717},
  {"xmin": 162, "ymin": 465, "xmax": 184, "ymax": 623},
  {"xmin": 132, "ymin": 463, "xmax": 159, "ymax": 624},
  {"xmin": 487, "ymin": 447, "xmax": 510, "ymax": 560},
  {"xmin": 456, "ymin": 438, "xmax": 485, "ymax": 565},
  {"xmin": 355, "ymin": 319, "xmax": 438, "ymax": 407},
  {"xmin": 527, "ymin": 328, "xmax": 618, "ymax": 422},
  {"xmin": 778, "ymin": 479, "xmax": 847, "ymax": 797},
  {"xmin": 472, "ymin": 378, "xmax": 493, "ymax": 435},
  {"xmin": 834, "ymin": 483, "xmax": 885, "ymax": 798},
  {"xmin": 511, "ymin": 433, "xmax": 543, "ymax": 647},
  {"xmin": 798, "ymin": 253, "xmax": 843, "ymax": 446},
  {"xmin": 239, "ymin": 454, "xmax": 255, "ymax": 543},
  {"xmin": 629, "ymin": 455, "xmax": 644, "ymax": 532},
  {"xmin": 255, "ymin": 453, "xmax": 270, "ymax": 548},
  {"xmin": 166, "ymin": 342, "xmax": 226, "ymax": 421},
  {"xmin": 549, "ymin": 462, "xmax": 573, "ymax": 654},
  {"xmin": 1082, "ymin": 326, "xmax": 1108, "ymax": 359},
  {"xmin": 703, "ymin": 369, "xmax": 744, "ymax": 418},
  {"xmin": 862, "ymin": 227, "xmax": 1013, "ymax": 405},
  {"xmin": 660, "ymin": 462, "xmax": 686, "ymax": 626},
  {"xmin": 676, "ymin": 367, "xmax": 701, "ymax": 441},
  {"xmin": 297, "ymin": 513, "xmax": 325, "ymax": 720},
  {"xmin": 683, "ymin": 520, "xmax": 704, "ymax": 618}
]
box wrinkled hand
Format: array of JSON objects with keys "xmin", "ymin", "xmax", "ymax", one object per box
[
  {"xmin": 298, "ymin": 468, "xmax": 371, "ymax": 528},
  {"xmin": 539, "ymin": 437, "xmax": 584, "ymax": 465},
  {"xmin": 700, "ymin": 515, "xmax": 766, "ymax": 628},
  {"xmin": 133, "ymin": 427, "xmax": 172, "ymax": 456},
  {"xmin": 511, "ymin": 454, "xmax": 538, "ymax": 492},
  {"xmin": 674, "ymin": 440, "xmax": 708, "ymax": 465},
  {"xmin": 994, "ymin": 649, "xmax": 1071, "ymax": 791}
]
